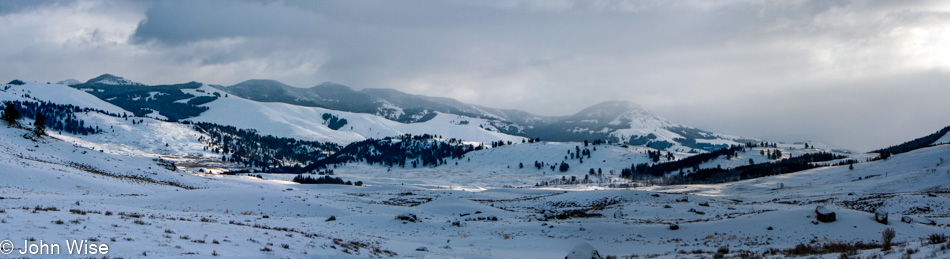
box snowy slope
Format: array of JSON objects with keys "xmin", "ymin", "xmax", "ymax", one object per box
[
  {"xmin": 3, "ymin": 77, "xmax": 949, "ymax": 258},
  {"xmin": 2, "ymin": 122, "xmax": 947, "ymax": 258},
  {"xmin": 322, "ymin": 141, "xmax": 661, "ymax": 188},
  {"xmin": 933, "ymin": 131, "xmax": 950, "ymax": 145},
  {"xmin": 186, "ymin": 85, "xmax": 526, "ymax": 145},
  {"xmin": 1, "ymin": 82, "xmax": 128, "ymax": 115}
]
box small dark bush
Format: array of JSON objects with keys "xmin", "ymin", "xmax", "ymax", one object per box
[{"xmin": 929, "ymin": 233, "xmax": 947, "ymax": 244}]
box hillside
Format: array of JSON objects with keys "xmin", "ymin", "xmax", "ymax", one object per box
[
  {"xmin": 202, "ymin": 76, "xmax": 748, "ymax": 151},
  {"xmin": 0, "ymin": 113, "xmax": 946, "ymax": 257},
  {"xmin": 2, "ymin": 77, "xmax": 949, "ymax": 258}
]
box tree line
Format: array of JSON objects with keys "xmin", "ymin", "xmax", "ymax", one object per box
[
  {"xmin": 873, "ymin": 125, "xmax": 950, "ymax": 157},
  {"xmin": 2, "ymin": 100, "xmax": 107, "ymax": 135},
  {"xmin": 302, "ymin": 134, "xmax": 476, "ymax": 173},
  {"xmin": 191, "ymin": 122, "xmax": 342, "ymax": 172}
]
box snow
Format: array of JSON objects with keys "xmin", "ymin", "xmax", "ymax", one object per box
[
  {"xmin": 141, "ymin": 108, "xmax": 168, "ymax": 121},
  {"xmin": 90, "ymin": 76, "xmax": 143, "ymax": 86},
  {"xmin": 933, "ymin": 131, "xmax": 950, "ymax": 146},
  {"xmin": 565, "ymin": 242, "xmax": 601, "ymax": 259},
  {"xmin": 1, "ymin": 118, "xmax": 949, "ymax": 257},
  {"xmin": 0, "ymin": 82, "xmax": 128, "ymax": 115},
  {"xmin": 189, "ymin": 85, "xmax": 526, "ymax": 145},
  {"xmin": 1, "ymin": 80, "xmax": 949, "ymax": 258}
]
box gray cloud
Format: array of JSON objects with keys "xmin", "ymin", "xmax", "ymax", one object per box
[{"xmin": 2, "ymin": 0, "xmax": 950, "ymax": 151}]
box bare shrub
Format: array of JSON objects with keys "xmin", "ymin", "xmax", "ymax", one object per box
[{"xmin": 882, "ymin": 228, "xmax": 896, "ymax": 251}]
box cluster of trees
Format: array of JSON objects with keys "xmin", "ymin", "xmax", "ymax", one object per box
[
  {"xmin": 1, "ymin": 102, "xmax": 20, "ymax": 126},
  {"xmin": 535, "ymin": 174, "xmax": 595, "ymax": 186},
  {"xmin": 665, "ymin": 126, "xmax": 729, "ymax": 151},
  {"xmin": 292, "ymin": 174, "xmax": 362, "ymax": 186},
  {"xmin": 672, "ymin": 152, "xmax": 847, "ymax": 184},
  {"xmin": 645, "ymin": 150, "xmax": 675, "ymax": 163},
  {"xmin": 622, "ymin": 145, "xmax": 747, "ymax": 178},
  {"xmin": 2, "ymin": 101, "xmax": 105, "ymax": 135},
  {"xmin": 490, "ymin": 140, "xmax": 513, "ymax": 148},
  {"xmin": 528, "ymin": 143, "xmax": 604, "ymax": 173},
  {"xmin": 303, "ymin": 134, "xmax": 475, "ymax": 172},
  {"xmin": 535, "ymin": 171, "xmax": 613, "ymax": 187},
  {"xmin": 873, "ymin": 125, "xmax": 950, "ymax": 157},
  {"xmin": 563, "ymin": 145, "xmax": 593, "ymax": 163},
  {"xmin": 321, "ymin": 113, "xmax": 348, "ymax": 130},
  {"xmin": 192, "ymin": 122, "xmax": 341, "ymax": 172},
  {"xmin": 70, "ymin": 80, "xmax": 213, "ymax": 122},
  {"xmin": 761, "ymin": 149, "xmax": 783, "ymax": 160}
]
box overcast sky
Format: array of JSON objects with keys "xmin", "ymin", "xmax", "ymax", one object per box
[{"xmin": 2, "ymin": 0, "xmax": 950, "ymax": 151}]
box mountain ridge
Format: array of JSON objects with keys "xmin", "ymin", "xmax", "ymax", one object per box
[{"xmin": 65, "ymin": 74, "xmax": 746, "ymax": 151}]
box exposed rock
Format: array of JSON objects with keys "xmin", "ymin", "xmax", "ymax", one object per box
[
  {"xmin": 396, "ymin": 213, "xmax": 418, "ymax": 222},
  {"xmin": 874, "ymin": 211, "xmax": 887, "ymax": 225},
  {"xmin": 902, "ymin": 215, "xmax": 935, "ymax": 225},
  {"xmin": 815, "ymin": 205, "xmax": 836, "ymax": 223}
]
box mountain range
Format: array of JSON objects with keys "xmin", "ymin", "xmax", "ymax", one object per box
[
  {"xmin": 61, "ymin": 74, "xmax": 745, "ymax": 151},
  {"xmin": 5, "ymin": 74, "xmax": 950, "ymax": 258}
]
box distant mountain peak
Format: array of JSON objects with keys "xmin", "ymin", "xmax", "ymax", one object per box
[
  {"xmin": 231, "ymin": 79, "xmax": 291, "ymax": 87},
  {"xmin": 85, "ymin": 74, "xmax": 143, "ymax": 86},
  {"xmin": 313, "ymin": 82, "xmax": 354, "ymax": 91},
  {"xmin": 572, "ymin": 100, "xmax": 656, "ymax": 121},
  {"xmin": 56, "ymin": 79, "xmax": 81, "ymax": 86}
]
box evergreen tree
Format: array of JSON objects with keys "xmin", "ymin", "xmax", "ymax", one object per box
[
  {"xmin": 559, "ymin": 162, "xmax": 570, "ymax": 172},
  {"xmin": 33, "ymin": 113, "xmax": 46, "ymax": 136},
  {"xmin": 1, "ymin": 102, "xmax": 20, "ymax": 126}
]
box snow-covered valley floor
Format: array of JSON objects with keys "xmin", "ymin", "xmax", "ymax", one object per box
[{"xmin": 1, "ymin": 121, "xmax": 949, "ymax": 258}]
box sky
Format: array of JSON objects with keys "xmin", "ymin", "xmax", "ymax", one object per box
[{"xmin": 2, "ymin": 0, "xmax": 950, "ymax": 151}]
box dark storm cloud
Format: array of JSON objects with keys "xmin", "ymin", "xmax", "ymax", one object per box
[{"xmin": 2, "ymin": 0, "xmax": 950, "ymax": 151}]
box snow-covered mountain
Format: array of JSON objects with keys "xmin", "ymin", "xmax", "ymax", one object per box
[
  {"xmin": 2, "ymin": 77, "xmax": 949, "ymax": 258},
  {"xmin": 212, "ymin": 78, "xmax": 747, "ymax": 151},
  {"xmin": 59, "ymin": 74, "xmax": 746, "ymax": 151},
  {"xmin": 82, "ymin": 74, "xmax": 145, "ymax": 86}
]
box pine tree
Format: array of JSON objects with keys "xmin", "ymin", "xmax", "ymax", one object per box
[
  {"xmin": 33, "ymin": 113, "xmax": 46, "ymax": 136},
  {"xmin": 1, "ymin": 102, "xmax": 20, "ymax": 126},
  {"xmin": 559, "ymin": 162, "xmax": 570, "ymax": 172}
]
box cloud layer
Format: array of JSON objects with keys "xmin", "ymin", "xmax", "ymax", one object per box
[{"xmin": 2, "ymin": 0, "xmax": 950, "ymax": 151}]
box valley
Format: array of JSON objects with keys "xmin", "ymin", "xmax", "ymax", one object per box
[{"xmin": 0, "ymin": 78, "xmax": 948, "ymax": 258}]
